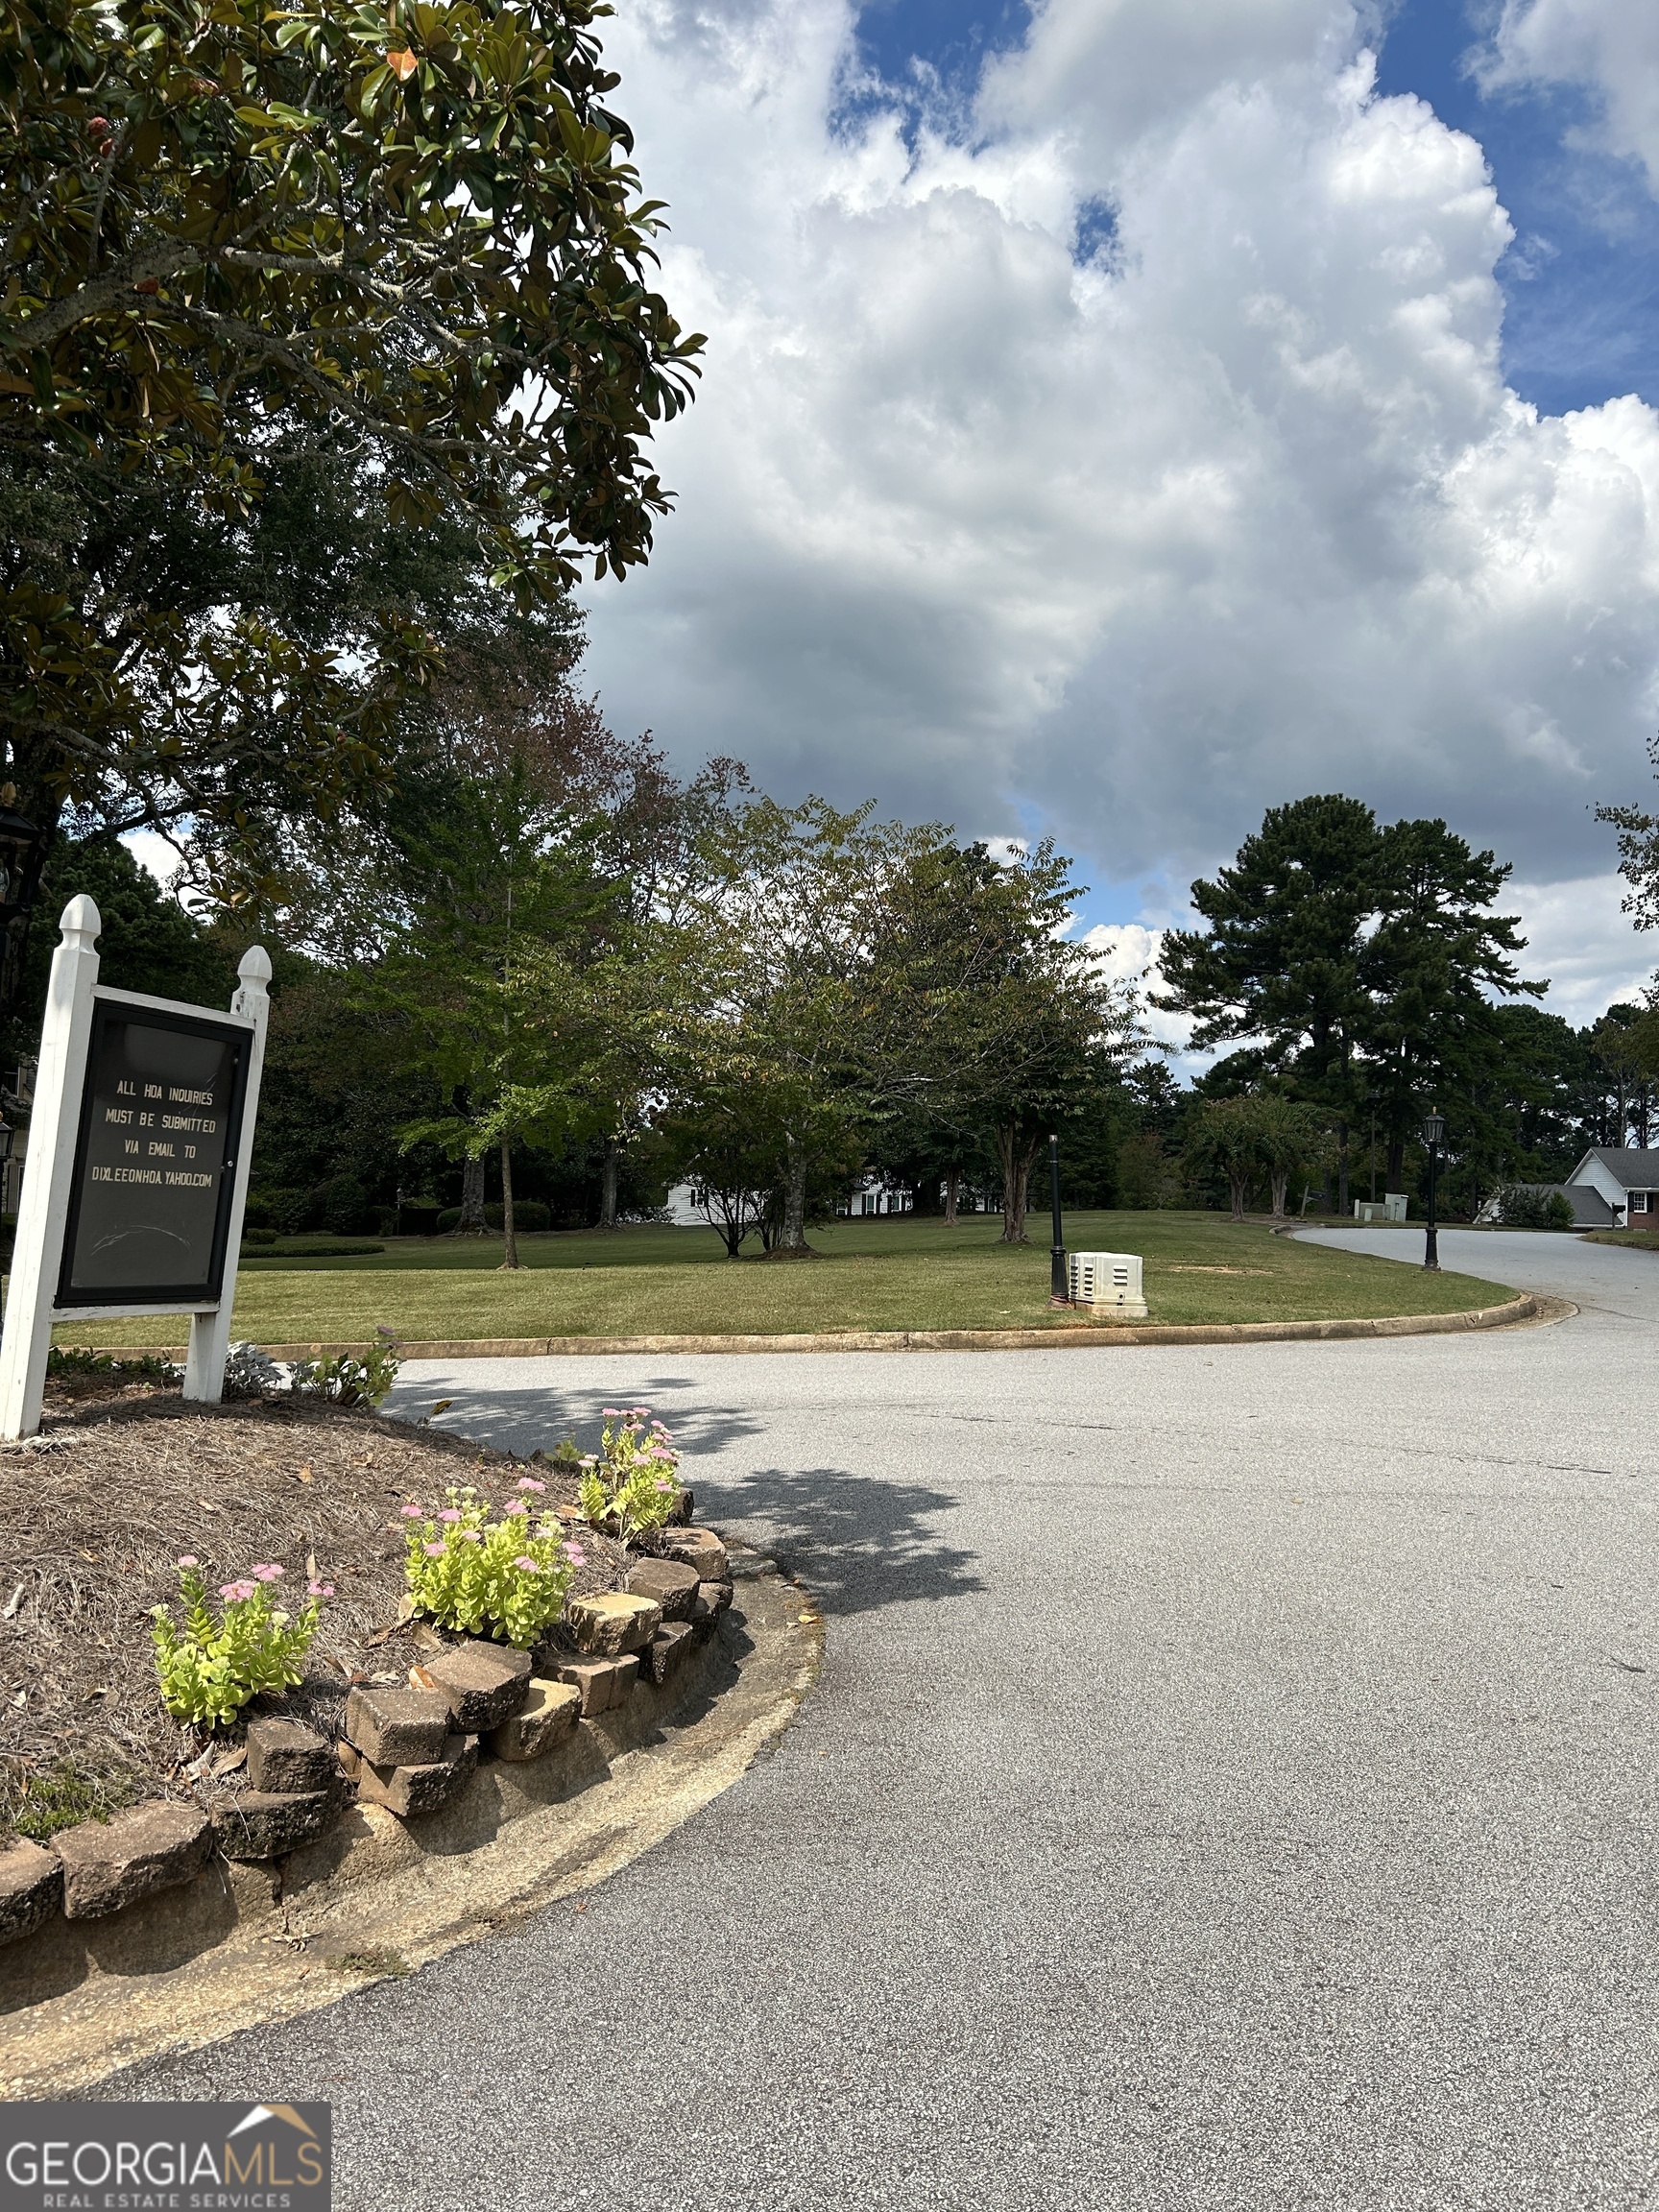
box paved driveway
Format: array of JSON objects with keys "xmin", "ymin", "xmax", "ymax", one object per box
[{"xmin": 109, "ymin": 1232, "xmax": 1659, "ymax": 2208}]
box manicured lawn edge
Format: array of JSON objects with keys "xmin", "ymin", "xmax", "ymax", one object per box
[{"xmin": 80, "ymin": 1291, "xmax": 1541, "ymax": 1360}]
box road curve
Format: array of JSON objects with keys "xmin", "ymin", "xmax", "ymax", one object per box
[{"xmin": 103, "ymin": 1231, "xmax": 1659, "ymax": 2209}]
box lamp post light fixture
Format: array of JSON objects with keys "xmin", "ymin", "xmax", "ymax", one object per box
[
  {"xmin": 0, "ymin": 785, "xmax": 46, "ymax": 926},
  {"xmin": 1049, "ymin": 1133, "xmax": 1069, "ymax": 1306},
  {"xmin": 1422, "ymin": 1110, "xmax": 1445, "ymax": 1272}
]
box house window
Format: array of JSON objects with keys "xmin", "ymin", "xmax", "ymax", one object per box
[{"xmin": 1635, "ymin": 1191, "xmax": 1651, "ymax": 1214}]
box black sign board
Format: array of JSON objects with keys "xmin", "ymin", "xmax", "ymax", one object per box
[{"xmin": 56, "ymin": 998, "xmax": 252, "ymax": 1310}]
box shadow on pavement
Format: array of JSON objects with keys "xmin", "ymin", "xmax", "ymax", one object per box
[
  {"xmin": 703, "ymin": 1464, "xmax": 985, "ymax": 1617},
  {"xmin": 388, "ymin": 1380, "xmax": 768, "ymax": 1462}
]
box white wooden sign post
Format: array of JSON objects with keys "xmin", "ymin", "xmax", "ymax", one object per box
[{"xmin": 0, "ymin": 896, "xmax": 272, "ymax": 1438}]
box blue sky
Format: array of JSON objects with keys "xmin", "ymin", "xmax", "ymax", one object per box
[
  {"xmin": 577, "ymin": 0, "xmax": 1659, "ymax": 1033},
  {"xmin": 848, "ymin": 0, "xmax": 1659, "ymax": 421}
]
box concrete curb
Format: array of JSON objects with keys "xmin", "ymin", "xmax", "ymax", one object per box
[
  {"xmin": 1, "ymin": 1545, "xmax": 822, "ymax": 2096},
  {"xmin": 74, "ymin": 1294, "xmax": 1541, "ymax": 1361}
]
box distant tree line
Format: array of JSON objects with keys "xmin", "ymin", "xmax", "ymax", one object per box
[{"xmin": 18, "ymin": 763, "xmax": 1657, "ymax": 1239}]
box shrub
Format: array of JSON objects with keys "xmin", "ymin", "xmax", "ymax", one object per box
[
  {"xmin": 433, "ymin": 1201, "xmax": 550, "ymax": 1233},
  {"xmin": 222, "ymin": 1341, "xmax": 282, "ymax": 1399},
  {"xmin": 151, "ymin": 1561, "xmax": 328, "ymax": 1727},
  {"xmin": 291, "ymin": 1335, "xmax": 400, "ymax": 1408},
  {"xmin": 47, "ymin": 1345, "xmax": 179, "ymax": 1382},
  {"xmin": 402, "ymin": 1482, "xmax": 584, "ymax": 1647},
  {"xmin": 496, "ymin": 1200, "xmax": 549, "ymax": 1231},
  {"xmin": 242, "ymin": 1192, "xmax": 278, "ymax": 1233},
  {"xmin": 577, "ymin": 1407, "xmax": 685, "ymax": 1546},
  {"xmin": 240, "ymin": 1225, "xmax": 278, "ymax": 1247},
  {"xmin": 269, "ymin": 1186, "xmax": 319, "ymax": 1235},
  {"xmin": 1497, "ymin": 1184, "xmax": 1575, "ymax": 1231},
  {"xmin": 316, "ymin": 1174, "xmax": 373, "ymax": 1236}
]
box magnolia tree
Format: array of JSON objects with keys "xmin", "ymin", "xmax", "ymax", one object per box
[{"xmin": 0, "ymin": 0, "xmax": 699, "ymax": 996}]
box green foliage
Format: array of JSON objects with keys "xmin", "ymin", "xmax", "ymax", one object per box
[
  {"xmin": 151, "ymin": 1562, "xmax": 324, "ymax": 1727},
  {"xmin": 1, "ymin": 0, "xmax": 697, "ymax": 949},
  {"xmin": 46, "ymin": 1343, "xmax": 177, "ymax": 1380},
  {"xmin": 402, "ymin": 1482, "xmax": 581, "ymax": 1647},
  {"xmin": 575, "ymin": 1407, "xmax": 684, "ymax": 1544},
  {"xmin": 290, "ymin": 1338, "xmax": 400, "ymax": 1407},
  {"xmin": 1179, "ymin": 1094, "xmax": 1328, "ymax": 1220},
  {"xmin": 435, "ymin": 1201, "xmax": 550, "ymax": 1233},
  {"xmin": 2, "ymin": 1754, "xmax": 133, "ymax": 1841},
  {"xmin": 1159, "ymin": 796, "xmax": 1543, "ymax": 1206},
  {"xmin": 1495, "ymin": 1185, "xmax": 1576, "ymax": 1231},
  {"xmin": 3, "ymin": 0, "xmax": 701, "ymax": 574}
]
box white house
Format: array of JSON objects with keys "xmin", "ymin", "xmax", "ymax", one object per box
[{"xmin": 1565, "ymin": 1147, "xmax": 1659, "ymax": 1227}]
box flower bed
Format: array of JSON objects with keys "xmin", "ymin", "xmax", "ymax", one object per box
[{"xmin": 1, "ymin": 1383, "xmax": 734, "ymax": 1954}]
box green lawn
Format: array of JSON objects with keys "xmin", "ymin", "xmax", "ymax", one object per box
[{"xmin": 47, "ymin": 1211, "xmax": 1515, "ymax": 1348}]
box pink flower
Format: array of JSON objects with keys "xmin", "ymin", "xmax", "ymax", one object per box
[
  {"xmin": 517, "ymin": 1477, "xmax": 545, "ymax": 1492},
  {"xmin": 438, "ymin": 1508, "xmax": 463, "ymax": 1524},
  {"xmin": 601, "ymin": 1408, "xmax": 622, "ymax": 1418},
  {"xmin": 655, "ymin": 1479, "xmax": 674, "ymax": 1492},
  {"xmin": 503, "ymin": 1499, "xmax": 527, "ymax": 1516},
  {"xmin": 512, "ymin": 1555, "xmax": 540, "ymax": 1573},
  {"xmin": 307, "ymin": 1579, "xmax": 335, "ymax": 1597},
  {"xmin": 422, "ymin": 1541, "xmax": 445, "ymax": 1557},
  {"xmin": 175, "ymin": 1554, "xmax": 199, "ymax": 1570},
  {"xmin": 562, "ymin": 1542, "xmax": 587, "ymax": 1564},
  {"xmin": 250, "ymin": 1563, "xmax": 284, "ymax": 1581},
  {"xmin": 459, "ymin": 1528, "xmax": 482, "ymax": 1544},
  {"xmin": 219, "ymin": 1578, "xmax": 257, "ymax": 1601},
  {"xmin": 399, "ymin": 1503, "xmax": 423, "ymax": 1519}
]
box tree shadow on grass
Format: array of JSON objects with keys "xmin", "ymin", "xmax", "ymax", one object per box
[{"xmin": 703, "ymin": 1464, "xmax": 986, "ymax": 1618}]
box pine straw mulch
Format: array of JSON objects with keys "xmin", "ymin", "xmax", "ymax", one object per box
[{"xmin": 0, "ymin": 1382, "xmax": 634, "ymax": 1844}]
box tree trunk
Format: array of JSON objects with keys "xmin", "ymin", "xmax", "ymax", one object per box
[
  {"xmin": 1228, "ymin": 1168, "xmax": 1248, "ymax": 1222},
  {"xmin": 944, "ymin": 1168, "xmax": 959, "ymax": 1226},
  {"xmin": 1270, "ymin": 1168, "xmax": 1288, "ymax": 1219},
  {"xmin": 599, "ymin": 1137, "xmax": 620, "ymax": 1232},
  {"xmin": 1336, "ymin": 1119, "xmax": 1350, "ymax": 1218},
  {"xmin": 498, "ymin": 1140, "xmax": 522, "ymax": 1269},
  {"xmin": 777, "ymin": 1141, "xmax": 809, "ymax": 1253},
  {"xmin": 455, "ymin": 1154, "xmax": 487, "ymax": 1236},
  {"xmin": 1385, "ymin": 1130, "xmax": 1405, "ymax": 1191},
  {"xmin": 996, "ymin": 1124, "xmax": 1039, "ymax": 1242}
]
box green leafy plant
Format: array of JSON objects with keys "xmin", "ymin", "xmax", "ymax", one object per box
[
  {"xmin": 291, "ymin": 1333, "xmax": 401, "ymax": 1407},
  {"xmin": 150, "ymin": 1560, "xmax": 326, "ymax": 1727},
  {"xmin": 2, "ymin": 1754, "xmax": 133, "ymax": 1842},
  {"xmin": 577, "ymin": 1407, "xmax": 685, "ymax": 1546},
  {"xmin": 402, "ymin": 1482, "xmax": 584, "ymax": 1647},
  {"xmin": 1495, "ymin": 1185, "xmax": 1575, "ymax": 1232},
  {"xmin": 46, "ymin": 1346, "xmax": 179, "ymax": 1382}
]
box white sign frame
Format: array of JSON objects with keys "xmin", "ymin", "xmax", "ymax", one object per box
[{"xmin": 0, "ymin": 895, "xmax": 272, "ymax": 1438}]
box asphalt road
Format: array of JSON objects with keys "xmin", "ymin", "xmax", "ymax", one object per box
[{"xmin": 107, "ymin": 1230, "xmax": 1659, "ymax": 2209}]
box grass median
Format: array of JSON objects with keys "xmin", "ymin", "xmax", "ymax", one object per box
[{"xmin": 44, "ymin": 1210, "xmax": 1516, "ymax": 1349}]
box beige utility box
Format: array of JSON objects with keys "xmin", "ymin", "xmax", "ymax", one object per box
[{"xmin": 1068, "ymin": 1251, "xmax": 1147, "ymax": 1317}]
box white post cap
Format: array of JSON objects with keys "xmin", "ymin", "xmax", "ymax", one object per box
[
  {"xmin": 237, "ymin": 945, "xmax": 273, "ymax": 987},
  {"xmin": 59, "ymin": 895, "xmax": 100, "ymax": 945}
]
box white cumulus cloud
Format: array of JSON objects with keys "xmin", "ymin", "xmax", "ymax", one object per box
[
  {"xmin": 1484, "ymin": 0, "xmax": 1659, "ymax": 194},
  {"xmin": 581, "ymin": 0, "xmax": 1659, "ymax": 1009}
]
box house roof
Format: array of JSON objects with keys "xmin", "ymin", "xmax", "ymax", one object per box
[{"xmin": 1569, "ymin": 1147, "xmax": 1659, "ymax": 1192}]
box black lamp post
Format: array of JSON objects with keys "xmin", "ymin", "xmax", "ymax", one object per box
[
  {"xmin": 0, "ymin": 785, "xmax": 46, "ymax": 926},
  {"xmin": 1422, "ymin": 1110, "xmax": 1445, "ymax": 1272},
  {"xmin": 1049, "ymin": 1133, "xmax": 1069, "ymax": 1306}
]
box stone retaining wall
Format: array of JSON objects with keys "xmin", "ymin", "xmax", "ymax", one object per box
[{"xmin": 0, "ymin": 1529, "xmax": 737, "ymax": 2004}]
